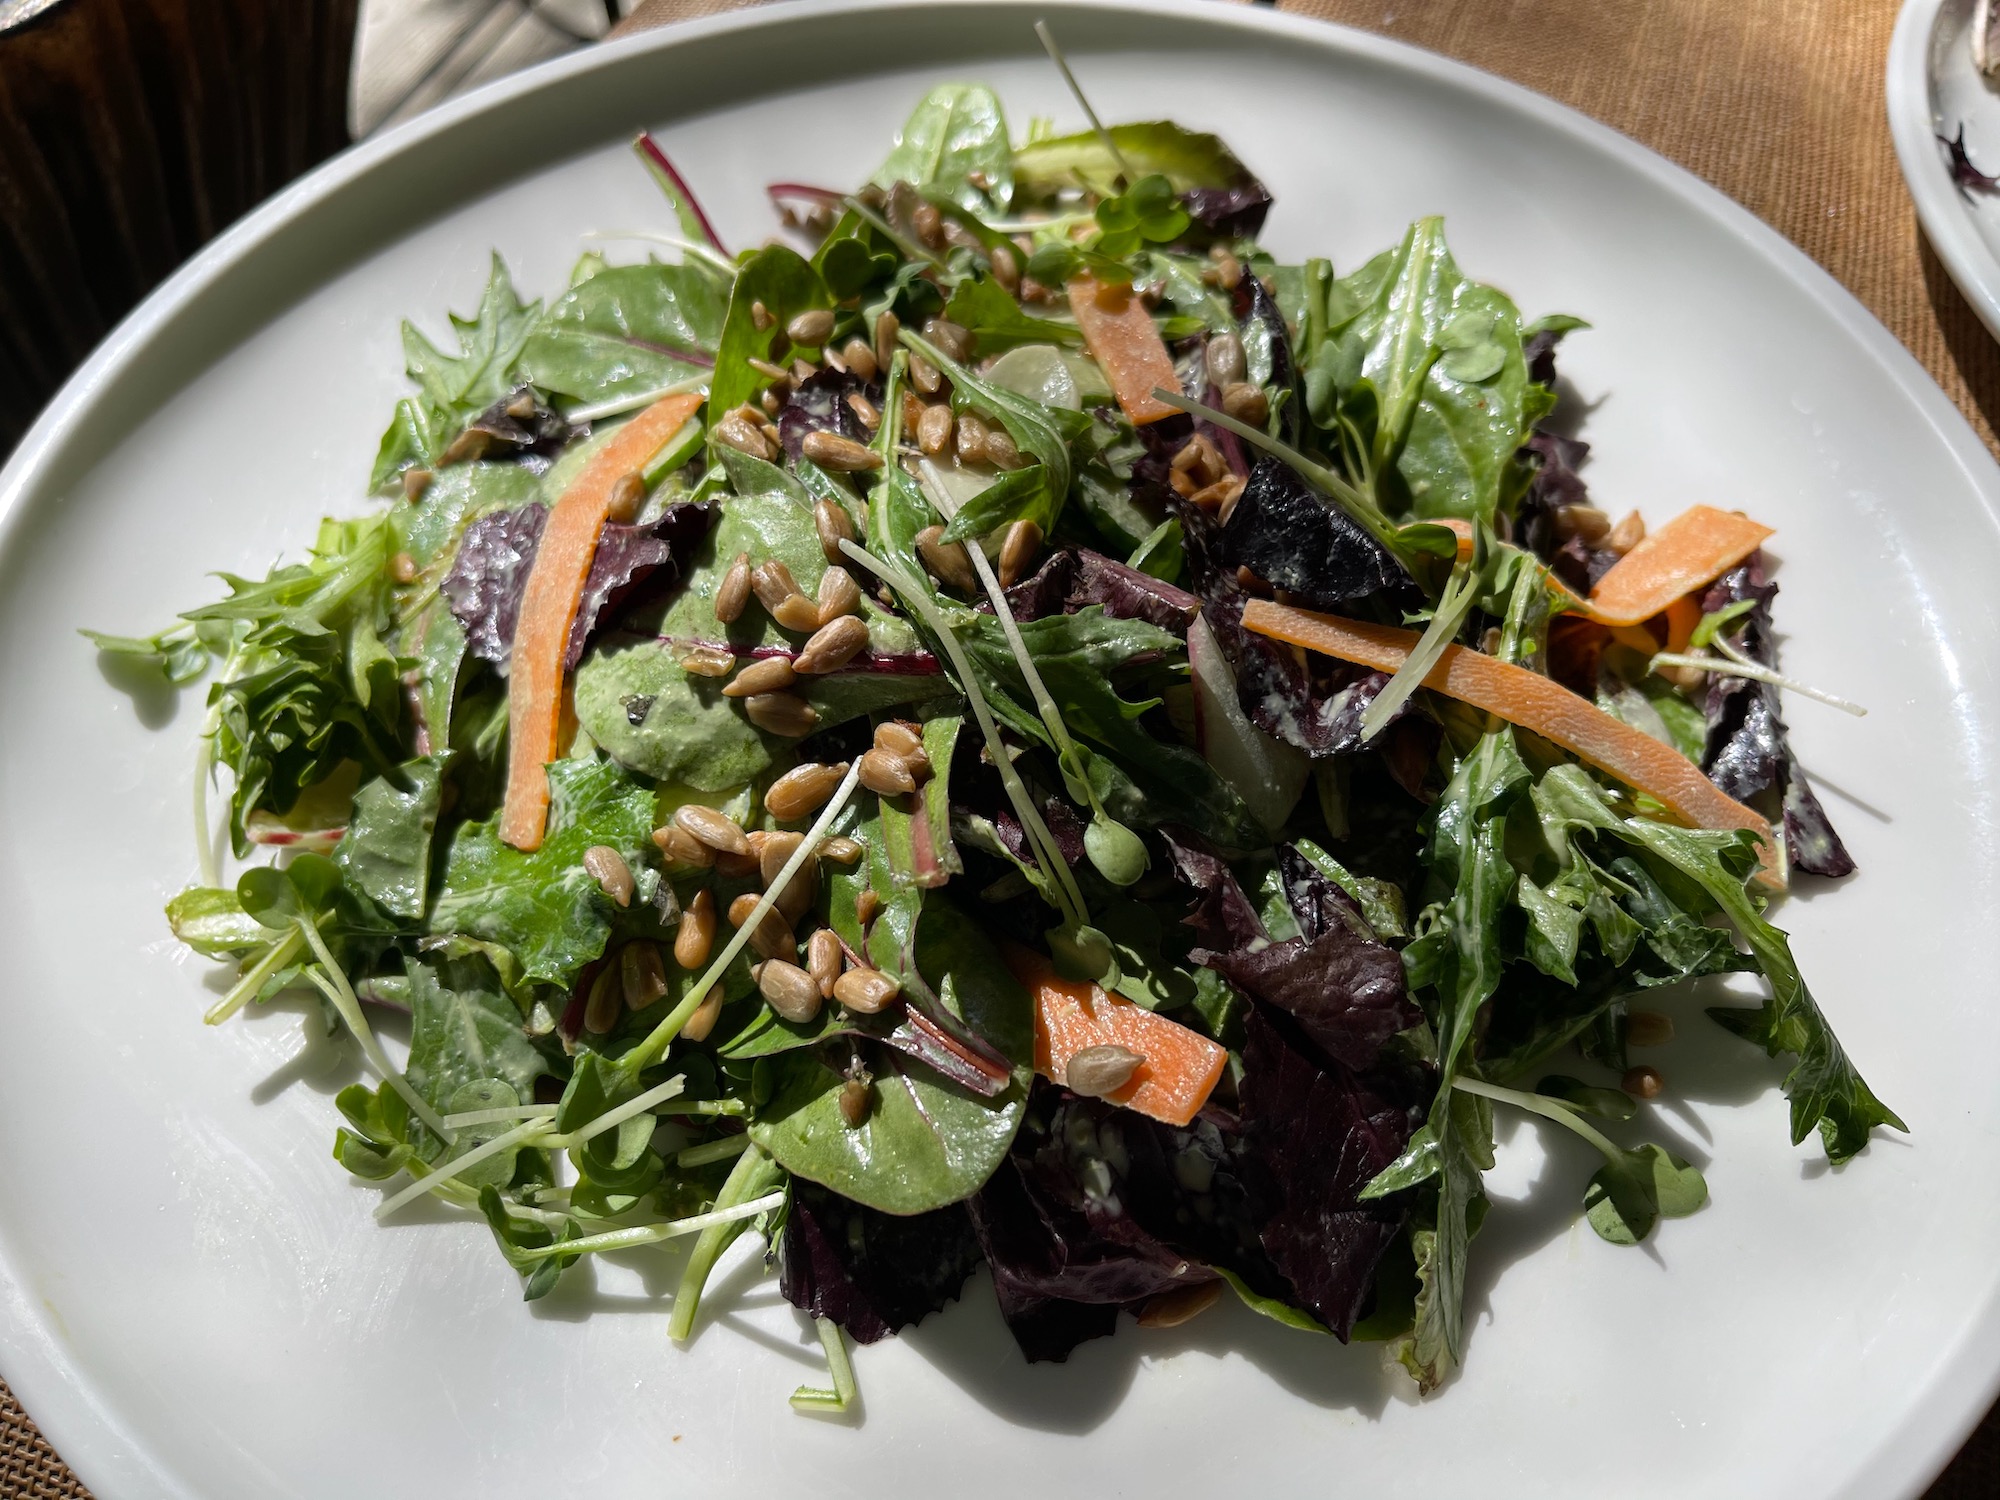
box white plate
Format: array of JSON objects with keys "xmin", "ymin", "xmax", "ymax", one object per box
[
  {"xmin": 1890, "ymin": 0, "xmax": 2000, "ymax": 339},
  {"xmin": 4, "ymin": 2, "xmax": 1999, "ymax": 1496}
]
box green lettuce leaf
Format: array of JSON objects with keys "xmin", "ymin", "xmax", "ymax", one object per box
[
  {"xmin": 514, "ymin": 261, "xmax": 726, "ymax": 405},
  {"xmin": 427, "ymin": 757, "xmax": 656, "ymax": 985}
]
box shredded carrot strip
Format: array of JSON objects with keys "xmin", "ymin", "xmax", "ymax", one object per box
[
  {"xmin": 1006, "ymin": 947, "xmax": 1226, "ymax": 1127},
  {"xmin": 1239, "ymin": 599, "xmax": 1778, "ymax": 880},
  {"xmin": 1587, "ymin": 505, "xmax": 1773, "ymax": 627},
  {"xmin": 1066, "ymin": 274, "xmax": 1181, "ymax": 425},
  {"xmin": 501, "ymin": 392, "xmax": 705, "ymax": 851}
]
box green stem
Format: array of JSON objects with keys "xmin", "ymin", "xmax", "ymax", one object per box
[
  {"xmin": 669, "ymin": 1144, "xmax": 785, "ymax": 1343},
  {"xmin": 297, "ymin": 918, "xmax": 451, "ymax": 1138},
  {"xmin": 1359, "ymin": 556, "xmax": 1482, "ymax": 741},
  {"xmin": 676, "ymin": 1134, "xmax": 750, "ymax": 1168},
  {"xmin": 839, "ymin": 540, "xmax": 1089, "ymax": 928},
  {"xmin": 372, "ymin": 1117, "xmax": 554, "ymax": 1220},
  {"xmin": 203, "ymin": 924, "xmax": 303, "ymax": 1026},
  {"xmin": 1033, "ymin": 20, "xmax": 1133, "ymax": 183},
  {"xmin": 1451, "ymin": 1075, "xmax": 1624, "ymax": 1164},
  {"xmin": 912, "ymin": 460, "xmax": 1103, "ymax": 816},
  {"xmin": 515, "ymin": 1188, "xmax": 789, "ymax": 1261},
  {"xmin": 790, "ymin": 1317, "xmax": 859, "ymax": 1414}
]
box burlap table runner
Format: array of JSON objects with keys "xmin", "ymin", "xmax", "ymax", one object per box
[{"xmin": 4, "ymin": 1, "xmax": 1992, "ymax": 1494}]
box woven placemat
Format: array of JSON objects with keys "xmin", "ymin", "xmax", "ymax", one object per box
[{"xmin": 4, "ymin": 1, "xmax": 1992, "ymax": 1495}]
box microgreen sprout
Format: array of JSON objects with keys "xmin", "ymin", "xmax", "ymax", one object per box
[
  {"xmin": 1453, "ymin": 1076, "xmax": 1707, "ymax": 1245},
  {"xmin": 1649, "ymin": 643, "xmax": 1868, "ymax": 717},
  {"xmin": 1034, "ymin": 20, "xmax": 1131, "ymax": 183},
  {"xmin": 913, "ymin": 459, "xmax": 1146, "ymax": 887},
  {"xmin": 791, "ymin": 1317, "xmax": 860, "ymax": 1414},
  {"xmin": 839, "ymin": 539, "xmax": 1092, "ymax": 931}
]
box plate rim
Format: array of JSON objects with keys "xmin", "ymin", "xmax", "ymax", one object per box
[
  {"xmin": 4, "ymin": 2, "xmax": 1999, "ymax": 1495},
  {"xmin": 1887, "ymin": 0, "xmax": 2000, "ymax": 342}
]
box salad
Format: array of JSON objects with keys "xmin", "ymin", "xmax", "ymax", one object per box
[{"xmin": 95, "ymin": 43, "xmax": 1901, "ymax": 1406}]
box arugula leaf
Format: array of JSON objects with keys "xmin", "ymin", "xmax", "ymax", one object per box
[
  {"xmin": 1307, "ymin": 218, "xmax": 1530, "ymax": 528},
  {"xmin": 513, "ymin": 261, "xmax": 725, "ymax": 406},
  {"xmin": 81, "ymin": 625, "xmax": 210, "ymax": 686},
  {"xmin": 1625, "ymin": 820, "xmax": 1905, "ymax": 1162},
  {"xmin": 1395, "ymin": 279, "xmax": 1531, "ymax": 524},
  {"xmin": 369, "ymin": 397, "xmax": 451, "ymax": 494},
  {"xmin": 959, "ymin": 605, "xmax": 1260, "ymax": 848},
  {"xmin": 428, "ymin": 757, "xmax": 657, "ymax": 985},
  {"xmin": 401, "ymin": 254, "xmax": 541, "ymax": 420},
  {"xmin": 873, "ymin": 84, "xmax": 1013, "ymax": 215},
  {"xmin": 936, "ymin": 465, "xmax": 1049, "ymax": 545},
  {"xmin": 186, "ymin": 513, "xmax": 406, "ymax": 854}
]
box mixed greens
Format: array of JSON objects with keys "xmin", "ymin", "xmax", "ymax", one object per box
[{"xmin": 98, "ymin": 53, "xmax": 1900, "ymax": 1404}]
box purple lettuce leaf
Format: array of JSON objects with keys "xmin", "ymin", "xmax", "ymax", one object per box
[
  {"xmin": 1182, "ymin": 182, "xmax": 1273, "ymax": 239},
  {"xmin": 568, "ymin": 502, "xmax": 713, "ymax": 669},
  {"xmin": 1550, "ymin": 533, "xmax": 1620, "ymax": 594},
  {"xmin": 1222, "ymin": 456, "xmax": 1407, "ymax": 609},
  {"xmin": 779, "ymin": 1179, "xmax": 983, "ymax": 1344},
  {"xmin": 442, "ymin": 504, "xmax": 545, "ymax": 670},
  {"xmin": 1514, "ymin": 429, "xmax": 1594, "ymax": 564},
  {"xmin": 443, "ymin": 500, "xmax": 715, "ymax": 675},
  {"xmin": 458, "ymin": 385, "xmax": 580, "ymax": 469},
  {"xmin": 1699, "ymin": 557, "xmax": 1855, "ymax": 877},
  {"xmin": 1235, "ymin": 1002, "xmax": 1423, "ymax": 1337},
  {"xmin": 1192, "ymin": 846, "xmax": 1418, "ymax": 1072},
  {"xmin": 1231, "ymin": 275, "xmax": 1301, "ymax": 446},
  {"xmin": 1940, "ymin": 124, "xmax": 2000, "ymax": 198},
  {"xmin": 1159, "ymin": 826, "xmax": 1266, "ymax": 950},
  {"xmin": 1522, "ymin": 328, "xmax": 1566, "ymax": 389},
  {"xmin": 777, "ymin": 367, "xmax": 874, "ymax": 461},
  {"xmin": 968, "ymin": 1151, "xmax": 1202, "ymax": 1362},
  {"xmin": 1177, "ymin": 497, "xmax": 1402, "ymax": 754},
  {"xmin": 1018, "ymin": 1089, "xmax": 1291, "ymax": 1304},
  {"xmin": 1002, "ymin": 548, "xmax": 1200, "ymax": 637}
]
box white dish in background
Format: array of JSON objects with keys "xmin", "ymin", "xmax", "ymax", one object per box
[
  {"xmin": 3, "ymin": 2, "xmax": 2000, "ymax": 1496},
  {"xmin": 1890, "ymin": 0, "xmax": 2000, "ymax": 338}
]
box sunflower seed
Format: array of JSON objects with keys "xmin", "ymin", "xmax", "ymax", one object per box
[
  {"xmin": 815, "ymin": 565, "xmax": 860, "ymax": 623},
  {"xmin": 802, "ymin": 430, "xmax": 883, "ymax": 472},
  {"xmin": 621, "ymin": 941, "xmax": 668, "ymax": 1010},
  {"xmin": 832, "ymin": 966, "xmax": 901, "ymax": 1013},
  {"xmin": 794, "ymin": 614, "xmax": 870, "ymax": 674},
  {"xmin": 765, "ymin": 761, "xmax": 848, "ymax": 821},
  {"xmin": 674, "ymin": 889, "xmax": 716, "ymax": 969},
  {"xmin": 744, "ymin": 692, "xmax": 820, "ymax": 737},
  {"xmin": 787, "ymin": 308, "xmax": 835, "ymax": 347},
  {"xmin": 751, "ymin": 559, "xmax": 802, "ymax": 611},
  {"xmin": 582, "ymin": 845, "xmax": 634, "ymax": 907},
  {"xmin": 858, "ymin": 749, "xmax": 916, "ymax": 796},
  {"xmin": 674, "ymin": 804, "xmax": 751, "ymax": 855},
  {"xmin": 722, "ymin": 656, "xmax": 797, "ymax": 698},
  {"xmin": 1066, "ymin": 1043, "xmax": 1145, "ymax": 1098},
  {"xmin": 714, "ymin": 552, "xmax": 752, "ymax": 623},
  {"xmin": 758, "ymin": 959, "xmax": 822, "ymax": 1022}
]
